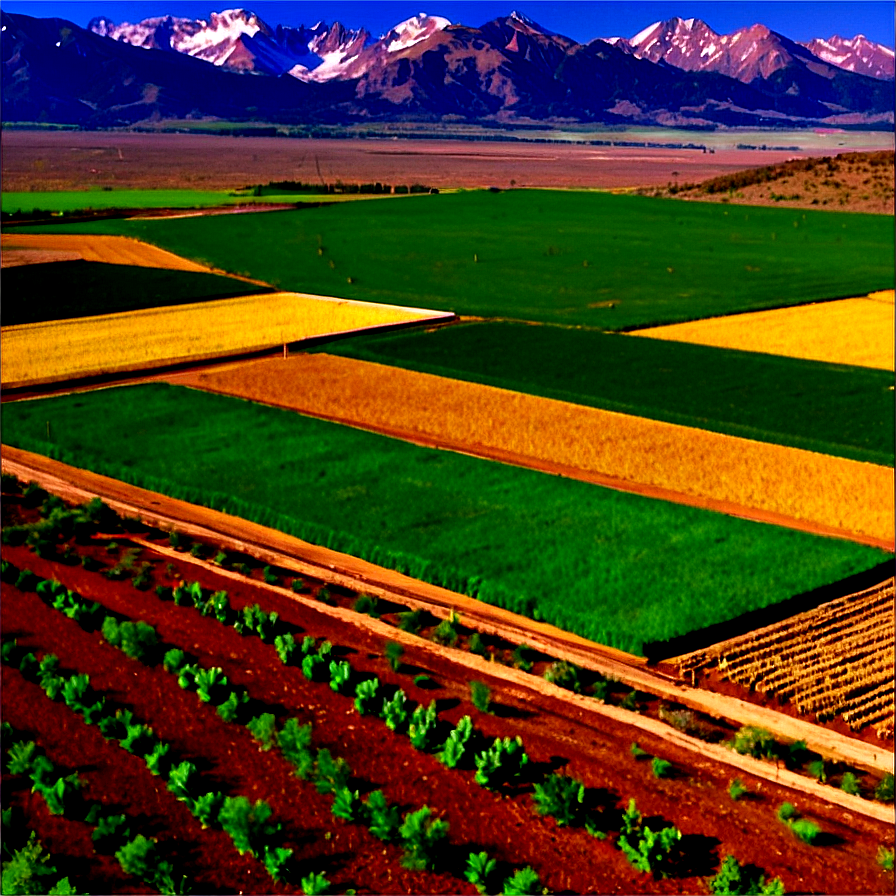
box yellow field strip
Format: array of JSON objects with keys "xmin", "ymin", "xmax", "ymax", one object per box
[
  {"xmin": 0, "ymin": 294, "xmax": 452, "ymax": 388},
  {"xmin": 632, "ymin": 291, "xmax": 895, "ymax": 371},
  {"xmin": 0, "ymin": 233, "xmax": 213, "ymax": 273},
  {"xmin": 181, "ymin": 353, "xmax": 895, "ymax": 545}
]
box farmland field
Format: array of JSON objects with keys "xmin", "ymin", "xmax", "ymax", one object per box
[
  {"xmin": 180, "ymin": 353, "xmax": 895, "ymax": 543},
  {"xmin": 319, "ymin": 321, "xmax": 896, "ymax": 466},
  {"xmin": 1, "ymin": 292, "xmax": 447, "ymax": 388},
  {"xmin": 1, "ymin": 260, "xmax": 272, "ymax": 325},
  {"xmin": 2, "ymin": 382, "xmax": 890, "ymax": 655},
  {"xmin": 15, "ymin": 190, "xmax": 894, "ymax": 329},
  {"xmin": 634, "ymin": 291, "xmax": 896, "ymax": 371}
]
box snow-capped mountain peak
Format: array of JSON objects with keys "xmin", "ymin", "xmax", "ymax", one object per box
[
  {"xmin": 800, "ymin": 33, "xmax": 895, "ymax": 79},
  {"xmin": 383, "ymin": 13, "xmax": 450, "ymax": 53}
]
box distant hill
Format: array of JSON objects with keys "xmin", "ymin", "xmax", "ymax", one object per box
[{"xmin": 641, "ymin": 150, "xmax": 895, "ymax": 214}]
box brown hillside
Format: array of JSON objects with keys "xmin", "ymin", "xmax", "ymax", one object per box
[{"xmin": 641, "ymin": 150, "xmax": 895, "ymax": 214}]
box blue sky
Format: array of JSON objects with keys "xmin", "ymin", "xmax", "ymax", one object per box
[{"xmin": 3, "ymin": 1, "xmax": 894, "ymax": 46}]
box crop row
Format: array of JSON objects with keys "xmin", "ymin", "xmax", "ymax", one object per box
[
  {"xmin": 1, "ymin": 555, "xmax": 802, "ymax": 894},
  {"xmin": 680, "ymin": 580, "xmax": 895, "ymax": 735}
]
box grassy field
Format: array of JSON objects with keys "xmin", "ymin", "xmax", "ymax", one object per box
[
  {"xmin": 1, "ymin": 292, "xmax": 442, "ymax": 387},
  {"xmin": 322, "ymin": 321, "xmax": 896, "ymax": 466},
  {"xmin": 1, "ymin": 260, "xmax": 271, "ymax": 325},
  {"xmin": 17, "ymin": 190, "xmax": 894, "ymax": 329},
  {"xmin": 0, "ymin": 189, "xmax": 380, "ymax": 213},
  {"xmin": 189, "ymin": 353, "xmax": 895, "ymax": 542},
  {"xmin": 2, "ymin": 383, "xmax": 889, "ymax": 655},
  {"xmin": 634, "ymin": 293, "xmax": 895, "ymax": 371}
]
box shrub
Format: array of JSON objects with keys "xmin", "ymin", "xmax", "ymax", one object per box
[
  {"xmin": 807, "ymin": 759, "xmax": 827, "ymax": 783},
  {"xmin": 144, "ymin": 741, "xmax": 171, "ymax": 777},
  {"xmin": 381, "ymin": 689, "xmax": 409, "ymax": 733},
  {"xmin": 163, "ymin": 649, "xmax": 187, "ymax": 674},
  {"xmin": 301, "ymin": 872, "xmax": 331, "ymax": 895},
  {"xmin": 776, "ymin": 802, "xmax": 799, "ymax": 823},
  {"xmin": 432, "ymin": 617, "xmax": 459, "ymax": 647},
  {"xmin": 131, "ymin": 564, "xmax": 153, "ymax": 590},
  {"xmin": 408, "ymin": 701, "xmax": 440, "ymax": 752},
  {"xmin": 544, "ymin": 660, "xmax": 580, "ymax": 693},
  {"xmin": 212, "ymin": 551, "xmax": 228, "ymax": 566},
  {"xmin": 92, "ymin": 813, "xmax": 132, "ymax": 853},
  {"xmin": 247, "ymin": 714, "xmax": 278, "ymax": 751},
  {"xmin": 166, "ymin": 761, "xmax": 198, "ymax": 803},
  {"xmin": 474, "ymin": 736, "xmax": 529, "ymax": 789},
  {"xmin": 354, "ymin": 594, "xmax": 381, "ymax": 617},
  {"xmin": 274, "ymin": 633, "xmax": 297, "ymax": 665},
  {"xmin": 193, "ymin": 791, "xmax": 225, "ymax": 829},
  {"xmin": 710, "ymin": 855, "xmax": 785, "ymax": 895},
  {"xmin": 101, "ymin": 616, "xmax": 122, "ymax": 649},
  {"xmin": 398, "ymin": 609, "xmax": 425, "ymax": 634},
  {"xmin": 469, "ymin": 632, "xmax": 487, "ymax": 657},
  {"xmin": 302, "ymin": 653, "xmax": 326, "ymax": 682},
  {"xmin": 61, "ymin": 674, "xmax": 92, "ymax": 711},
  {"xmin": 364, "ymin": 790, "xmax": 401, "ymax": 842},
  {"xmin": 354, "ymin": 678, "xmax": 381, "ymax": 716},
  {"xmin": 328, "ymin": 660, "xmax": 353, "ymax": 695},
  {"xmin": 840, "ymin": 771, "xmax": 861, "ymax": 796},
  {"xmin": 877, "ymin": 846, "xmax": 894, "ymax": 872},
  {"xmin": 729, "ymin": 778, "xmax": 749, "ymax": 801},
  {"xmin": 115, "ymin": 835, "xmax": 157, "ymax": 879},
  {"xmin": 331, "ymin": 787, "xmax": 362, "ymax": 822},
  {"xmin": 651, "ymin": 757, "xmax": 673, "ymax": 779},
  {"xmin": 512, "ymin": 643, "xmax": 534, "ymax": 672},
  {"xmin": 875, "ymin": 773, "xmax": 894, "ymax": 803},
  {"xmin": 262, "ymin": 844, "xmax": 293, "ymax": 882},
  {"xmin": 618, "ymin": 799, "xmax": 681, "ymax": 877},
  {"xmin": 466, "ymin": 851, "xmax": 497, "ymax": 894},
  {"xmin": 194, "ymin": 667, "xmax": 229, "ymax": 705},
  {"xmin": 216, "ymin": 690, "xmax": 248, "ymax": 724},
  {"xmin": 399, "ymin": 806, "xmax": 449, "ymax": 871},
  {"xmin": 219, "ymin": 796, "xmax": 278, "ymax": 857},
  {"xmin": 277, "ymin": 718, "xmax": 315, "ymax": 777},
  {"xmin": 291, "ymin": 577, "xmax": 307, "ymax": 593},
  {"xmin": 503, "ymin": 866, "xmax": 542, "ymax": 895},
  {"xmin": 385, "ymin": 641, "xmax": 404, "ymax": 672},
  {"xmin": 731, "ymin": 727, "xmax": 780, "ymax": 761},
  {"xmin": 262, "ymin": 566, "xmax": 279, "ymax": 586},
  {"xmin": 470, "ymin": 680, "xmax": 491, "ymax": 714},
  {"xmin": 119, "ymin": 621, "xmax": 158, "ymax": 662},
  {"xmin": 6, "ymin": 741, "xmax": 39, "ymax": 776},
  {"xmin": 1, "ymin": 832, "xmax": 71, "ymax": 896},
  {"xmin": 168, "ymin": 531, "xmax": 183, "ymax": 550},
  {"xmin": 314, "ymin": 750, "xmax": 351, "ymax": 796},
  {"xmin": 630, "ymin": 742, "xmax": 650, "ymax": 761},
  {"xmin": 438, "ymin": 716, "xmax": 473, "ymax": 769},
  {"xmin": 790, "ymin": 819, "xmax": 821, "ymax": 845},
  {"xmin": 532, "ymin": 773, "xmax": 586, "ymax": 826}
]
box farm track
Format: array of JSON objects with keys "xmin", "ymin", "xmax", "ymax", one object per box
[
  {"xmin": 168, "ymin": 354, "xmax": 895, "ymax": 551},
  {"xmin": 3, "ymin": 445, "xmax": 893, "ymax": 788}
]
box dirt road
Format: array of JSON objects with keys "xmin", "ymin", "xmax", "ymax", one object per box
[{"xmin": 3, "ymin": 444, "xmax": 892, "ymax": 784}]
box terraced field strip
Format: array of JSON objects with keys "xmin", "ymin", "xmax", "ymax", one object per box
[
  {"xmin": 1, "ymin": 296, "xmax": 453, "ymax": 388},
  {"xmin": 0, "ymin": 232, "xmax": 214, "ymax": 273},
  {"xmin": 676, "ymin": 579, "xmax": 896, "ymax": 738},
  {"xmin": 176, "ymin": 353, "xmax": 895, "ymax": 546},
  {"xmin": 633, "ymin": 291, "xmax": 896, "ymax": 371},
  {"xmin": 3, "ymin": 445, "xmax": 893, "ymax": 780}
]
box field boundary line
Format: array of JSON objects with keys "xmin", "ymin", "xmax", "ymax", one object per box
[{"xmin": 3, "ymin": 444, "xmax": 893, "ymax": 779}]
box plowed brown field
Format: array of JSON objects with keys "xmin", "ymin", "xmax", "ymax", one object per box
[{"xmin": 171, "ymin": 353, "xmax": 896, "ymax": 546}]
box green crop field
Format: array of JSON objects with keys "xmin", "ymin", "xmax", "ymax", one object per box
[
  {"xmin": 321, "ymin": 321, "xmax": 896, "ymax": 465},
  {"xmin": 3, "ymin": 383, "xmax": 888, "ymax": 656},
  {"xmin": 0, "ymin": 189, "xmax": 365, "ymax": 214},
  {"xmin": 1, "ymin": 261, "xmax": 272, "ymax": 326},
  {"xmin": 17, "ymin": 190, "xmax": 893, "ymax": 329}
]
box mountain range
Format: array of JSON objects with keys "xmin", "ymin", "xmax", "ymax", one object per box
[{"xmin": 2, "ymin": 8, "xmax": 893, "ymax": 129}]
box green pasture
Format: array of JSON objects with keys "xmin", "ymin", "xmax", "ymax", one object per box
[
  {"xmin": 19, "ymin": 190, "xmax": 893, "ymax": 329},
  {"xmin": 1, "ymin": 261, "xmax": 271, "ymax": 326},
  {"xmin": 1, "ymin": 189, "xmax": 381, "ymax": 214},
  {"xmin": 321, "ymin": 321, "xmax": 895, "ymax": 466},
  {"xmin": 3, "ymin": 383, "xmax": 888, "ymax": 656}
]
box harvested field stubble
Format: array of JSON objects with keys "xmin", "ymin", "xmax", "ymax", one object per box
[
  {"xmin": 0, "ymin": 294, "xmax": 448, "ymax": 387},
  {"xmin": 635, "ymin": 292, "xmax": 896, "ymax": 371},
  {"xmin": 186, "ymin": 354, "xmax": 895, "ymax": 544}
]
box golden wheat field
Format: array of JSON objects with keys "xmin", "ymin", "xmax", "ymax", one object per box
[
  {"xmin": 183, "ymin": 353, "xmax": 895, "ymax": 544},
  {"xmin": 0, "ymin": 233, "xmax": 213, "ymax": 272},
  {"xmin": 632, "ymin": 291, "xmax": 895, "ymax": 371},
  {"xmin": 0, "ymin": 295, "xmax": 449, "ymax": 387}
]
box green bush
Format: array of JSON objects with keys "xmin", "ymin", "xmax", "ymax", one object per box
[
  {"xmin": 166, "ymin": 761, "xmax": 199, "ymax": 803},
  {"xmin": 194, "ymin": 667, "xmax": 229, "ymax": 705},
  {"xmin": 790, "ymin": 819, "xmax": 821, "ymax": 845},
  {"xmin": 163, "ymin": 648, "xmax": 187, "ymax": 673},
  {"xmin": 532, "ymin": 773, "xmax": 586, "ymax": 827},
  {"xmin": 354, "ymin": 678, "xmax": 381, "ymax": 716},
  {"xmin": 877, "ymin": 846, "xmax": 894, "ymax": 872},
  {"xmin": 875, "ymin": 773, "xmax": 894, "ymax": 803},
  {"xmin": 381, "ymin": 688, "xmax": 409, "ymax": 732},
  {"xmin": 247, "ymin": 713, "xmax": 278, "ymax": 751},
  {"xmin": 469, "ymin": 632, "xmax": 487, "ymax": 657},
  {"xmin": 262, "ymin": 844, "xmax": 293, "ymax": 882},
  {"xmin": 193, "ymin": 791, "xmax": 225, "ymax": 829},
  {"xmin": 274, "ymin": 633, "xmax": 297, "ymax": 665},
  {"xmin": 731, "ymin": 727, "xmax": 780, "ymax": 761},
  {"xmin": 216, "ymin": 690, "xmax": 248, "ymax": 724},
  {"xmin": 92, "ymin": 813, "xmax": 132, "ymax": 853},
  {"xmin": 465, "ymin": 851, "xmax": 497, "ymax": 894},
  {"xmin": 145, "ymin": 741, "xmax": 171, "ymax": 777},
  {"xmin": 302, "ymin": 653, "xmax": 326, "ymax": 682},
  {"xmin": 1, "ymin": 831, "xmax": 77, "ymax": 896},
  {"xmin": 354, "ymin": 594, "xmax": 381, "ymax": 618},
  {"xmin": 120, "ymin": 723, "xmax": 157, "ymax": 758},
  {"xmin": 710, "ymin": 855, "xmax": 785, "ymax": 895},
  {"xmin": 364, "ymin": 790, "xmax": 401, "ymax": 842},
  {"xmin": 314, "ymin": 749, "xmax": 351, "ymax": 796},
  {"xmin": 219, "ymin": 796, "xmax": 279, "ymax": 857},
  {"xmin": 277, "ymin": 718, "xmax": 314, "ymax": 777},
  {"xmin": 840, "ymin": 771, "xmax": 861, "ymax": 796},
  {"xmin": 544, "ymin": 660, "xmax": 580, "ymax": 693},
  {"xmin": 512, "ymin": 643, "xmax": 534, "ymax": 672},
  {"xmin": 301, "ymin": 871, "xmax": 331, "ymax": 895},
  {"xmin": 119, "ymin": 621, "xmax": 159, "ymax": 662},
  {"xmin": 291, "ymin": 577, "xmax": 307, "ymax": 593},
  {"xmin": 474, "ymin": 736, "xmax": 529, "ymax": 789},
  {"xmin": 398, "ymin": 609, "xmax": 425, "ymax": 634},
  {"xmin": 399, "ymin": 806, "xmax": 449, "ymax": 871},
  {"xmin": 729, "ymin": 778, "xmax": 749, "ymax": 801},
  {"xmin": 408, "ymin": 701, "xmax": 440, "ymax": 752},
  {"xmin": 502, "ymin": 866, "xmax": 542, "ymax": 895},
  {"xmin": 438, "ymin": 715, "xmax": 473, "ymax": 769},
  {"xmin": 618, "ymin": 799, "xmax": 681, "ymax": 877},
  {"xmin": 630, "ymin": 742, "xmax": 650, "ymax": 761},
  {"xmin": 331, "ymin": 787, "xmax": 362, "ymax": 822},
  {"xmin": 776, "ymin": 802, "xmax": 799, "ymax": 823},
  {"xmin": 432, "ymin": 617, "xmax": 459, "ymax": 647},
  {"xmin": 651, "ymin": 757, "xmax": 673, "ymax": 779},
  {"xmin": 385, "ymin": 641, "xmax": 404, "ymax": 672},
  {"xmin": 329, "ymin": 660, "xmax": 353, "ymax": 695},
  {"xmin": 470, "ymin": 680, "xmax": 491, "ymax": 714}
]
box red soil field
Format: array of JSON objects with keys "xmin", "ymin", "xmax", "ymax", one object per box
[{"xmin": 2, "ymin": 490, "xmax": 893, "ymax": 895}]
